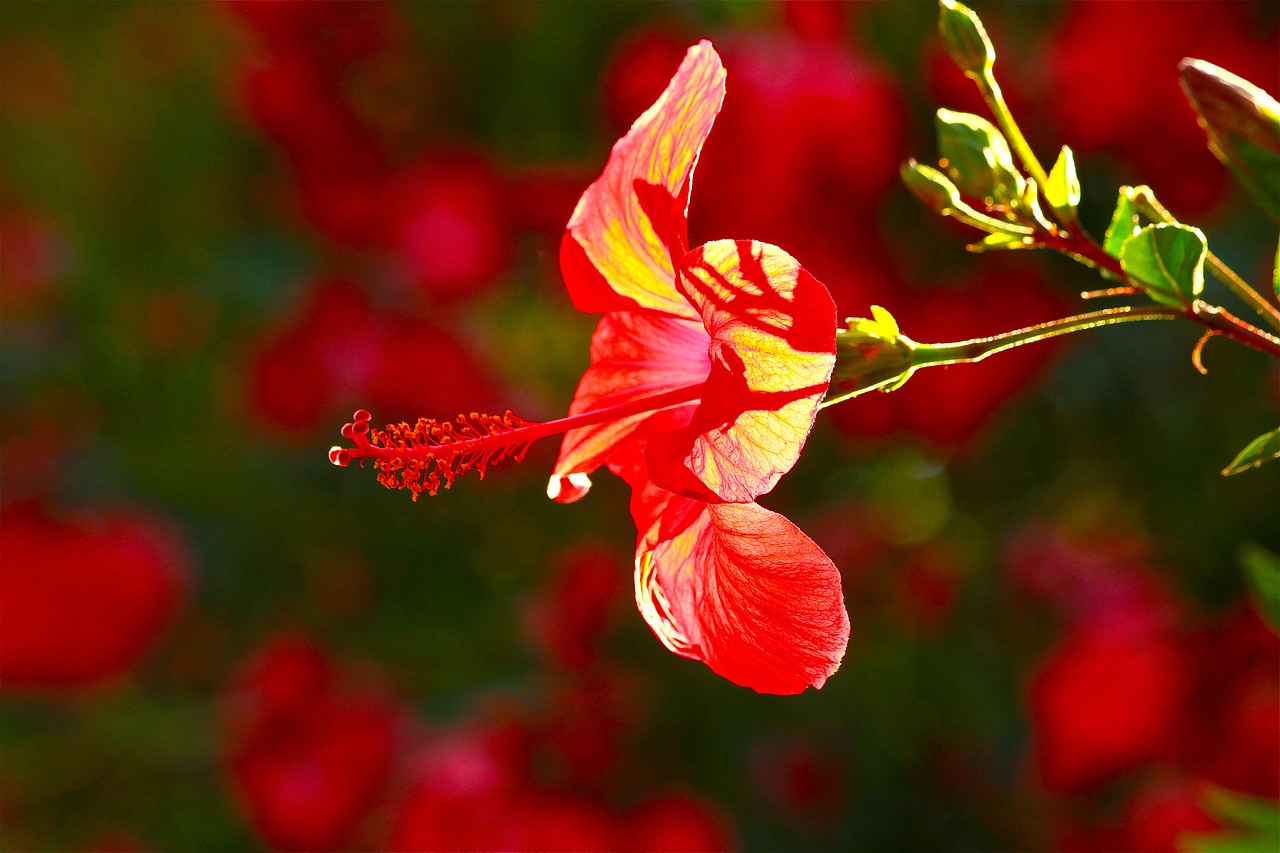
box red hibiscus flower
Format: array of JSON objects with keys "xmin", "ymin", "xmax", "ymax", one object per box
[
  {"xmin": 546, "ymin": 41, "xmax": 847, "ymax": 695},
  {"xmin": 330, "ymin": 42, "xmax": 848, "ymax": 694}
]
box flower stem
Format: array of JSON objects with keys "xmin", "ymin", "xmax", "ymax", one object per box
[
  {"xmin": 1036, "ymin": 226, "xmax": 1280, "ymax": 357},
  {"xmin": 911, "ymin": 305, "xmax": 1184, "ymax": 368},
  {"xmin": 974, "ymin": 71, "xmax": 1051, "ymax": 194}
]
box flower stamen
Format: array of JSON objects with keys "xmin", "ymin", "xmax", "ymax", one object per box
[{"xmin": 330, "ymin": 383, "xmax": 704, "ymax": 500}]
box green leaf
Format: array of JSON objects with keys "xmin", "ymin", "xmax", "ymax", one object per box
[
  {"xmin": 1180, "ymin": 59, "xmax": 1280, "ymax": 222},
  {"xmin": 966, "ymin": 232, "xmax": 1033, "ymax": 253},
  {"xmin": 937, "ymin": 0, "xmax": 993, "ymax": 77},
  {"xmin": 1183, "ymin": 786, "xmax": 1280, "ymax": 853},
  {"xmin": 936, "ymin": 109, "xmax": 1024, "ymax": 207},
  {"xmin": 1205, "ymin": 786, "xmax": 1280, "ymax": 832},
  {"xmin": 1120, "ymin": 223, "xmax": 1207, "ymax": 307},
  {"xmin": 1044, "ymin": 146, "xmax": 1080, "ymax": 222},
  {"xmin": 1221, "ymin": 426, "xmax": 1280, "ymax": 476},
  {"xmin": 1104, "ymin": 186, "xmax": 1142, "ymax": 258},
  {"xmin": 1238, "ymin": 543, "xmax": 1280, "ymax": 631},
  {"xmin": 1184, "ymin": 834, "xmax": 1280, "ymax": 853}
]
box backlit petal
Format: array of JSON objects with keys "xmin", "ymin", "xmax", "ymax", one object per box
[
  {"xmin": 548, "ymin": 311, "xmax": 709, "ymax": 503},
  {"xmin": 648, "ymin": 239, "xmax": 836, "ymax": 503},
  {"xmin": 561, "ymin": 41, "xmax": 725, "ymax": 319},
  {"xmin": 632, "ymin": 481, "xmax": 849, "ymax": 695}
]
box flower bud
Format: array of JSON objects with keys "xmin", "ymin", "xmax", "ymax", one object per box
[
  {"xmin": 938, "ymin": 0, "xmax": 994, "ymax": 78},
  {"xmin": 901, "ymin": 160, "xmax": 958, "ymax": 214},
  {"xmin": 902, "ymin": 160, "xmax": 1035, "ymax": 237},
  {"xmin": 1179, "ymin": 58, "xmax": 1280, "ymax": 221},
  {"xmin": 827, "ymin": 307, "xmax": 919, "ymax": 405}
]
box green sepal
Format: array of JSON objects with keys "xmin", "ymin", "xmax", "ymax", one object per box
[
  {"xmin": 1182, "ymin": 786, "xmax": 1280, "ymax": 853},
  {"xmin": 1221, "ymin": 426, "xmax": 1280, "ymax": 476},
  {"xmin": 966, "ymin": 232, "xmax": 1033, "ymax": 253},
  {"xmin": 1238, "ymin": 543, "xmax": 1280, "ymax": 631},
  {"xmin": 938, "ymin": 0, "xmax": 993, "ymax": 77},
  {"xmin": 1180, "ymin": 59, "xmax": 1280, "ymax": 223},
  {"xmin": 1044, "ymin": 146, "xmax": 1081, "ymax": 223},
  {"xmin": 1120, "ymin": 223, "xmax": 1207, "ymax": 307},
  {"xmin": 1103, "ymin": 186, "xmax": 1142, "ymax": 259},
  {"xmin": 826, "ymin": 306, "xmax": 920, "ymax": 406},
  {"xmin": 936, "ymin": 109, "xmax": 1024, "ymax": 207}
]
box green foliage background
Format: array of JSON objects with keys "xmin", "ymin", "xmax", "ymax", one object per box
[{"xmin": 1, "ymin": 2, "xmax": 1277, "ymax": 851}]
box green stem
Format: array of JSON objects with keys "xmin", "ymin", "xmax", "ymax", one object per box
[
  {"xmin": 1130, "ymin": 187, "xmax": 1280, "ymax": 330},
  {"xmin": 1035, "ymin": 224, "xmax": 1280, "ymax": 357},
  {"xmin": 820, "ymin": 306, "xmax": 1187, "ymax": 410},
  {"xmin": 912, "ymin": 305, "xmax": 1184, "ymax": 367},
  {"xmin": 975, "ymin": 72, "xmax": 1051, "ymax": 193}
]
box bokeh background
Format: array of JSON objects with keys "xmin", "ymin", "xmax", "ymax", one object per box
[{"xmin": 2, "ymin": 1, "xmax": 1278, "ymax": 851}]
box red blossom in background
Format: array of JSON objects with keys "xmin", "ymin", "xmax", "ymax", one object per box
[
  {"xmin": 229, "ymin": 0, "xmax": 396, "ymax": 250},
  {"xmin": 228, "ymin": 2, "xmax": 514, "ymax": 299},
  {"xmin": 522, "ymin": 543, "xmax": 626, "ymax": 670},
  {"xmin": 1013, "ymin": 530, "xmax": 1190, "ymax": 795},
  {"xmin": 780, "ymin": 0, "xmax": 853, "ymax": 43},
  {"xmin": 0, "ymin": 209, "xmax": 65, "ymax": 318},
  {"xmin": 1057, "ymin": 774, "xmax": 1222, "ymax": 853},
  {"xmin": 226, "ymin": 1, "xmax": 398, "ymax": 70},
  {"xmin": 248, "ymin": 278, "xmax": 496, "ymax": 436},
  {"xmin": 551, "ymin": 41, "xmax": 849, "ymax": 694},
  {"xmin": 750, "ymin": 736, "xmax": 848, "ymax": 821},
  {"xmin": 0, "ymin": 507, "xmax": 188, "ymax": 690},
  {"xmin": 1178, "ymin": 607, "xmax": 1280, "ymax": 799},
  {"xmin": 388, "ymin": 705, "xmax": 735, "ymax": 853},
  {"xmin": 1030, "ymin": 622, "xmax": 1190, "ymax": 795},
  {"xmin": 238, "ymin": 49, "xmax": 391, "ymax": 249},
  {"xmin": 1045, "ymin": 0, "xmax": 1280, "ymax": 216},
  {"xmin": 393, "ymin": 780, "xmax": 619, "ymax": 853},
  {"xmin": 622, "ymin": 792, "xmax": 736, "ymax": 853},
  {"xmin": 221, "ymin": 635, "xmax": 402, "ymax": 853},
  {"xmin": 387, "ymin": 151, "xmax": 515, "ymax": 304},
  {"xmin": 1012, "ymin": 527, "xmax": 1280, "ymax": 831}
]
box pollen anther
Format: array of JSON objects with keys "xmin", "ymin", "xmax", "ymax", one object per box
[{"xmin": 332, "ymin": 408, "xmax": 535, "ymax": 500}]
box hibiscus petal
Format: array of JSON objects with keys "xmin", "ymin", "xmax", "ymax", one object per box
[
  {"xmin": 633, "ymin": 487, "xmax": 849, "ymax": 695},
  {"xmin": 561, "ymin": 41, "xmax": 725, "ymax": 319},
  {"xmin": 548, "ymin": 311, "xmax": 710, "ymax": 503},
  {"xmin": 648, "ymin": 239, "xmax": 837, "ymax": 503}
]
